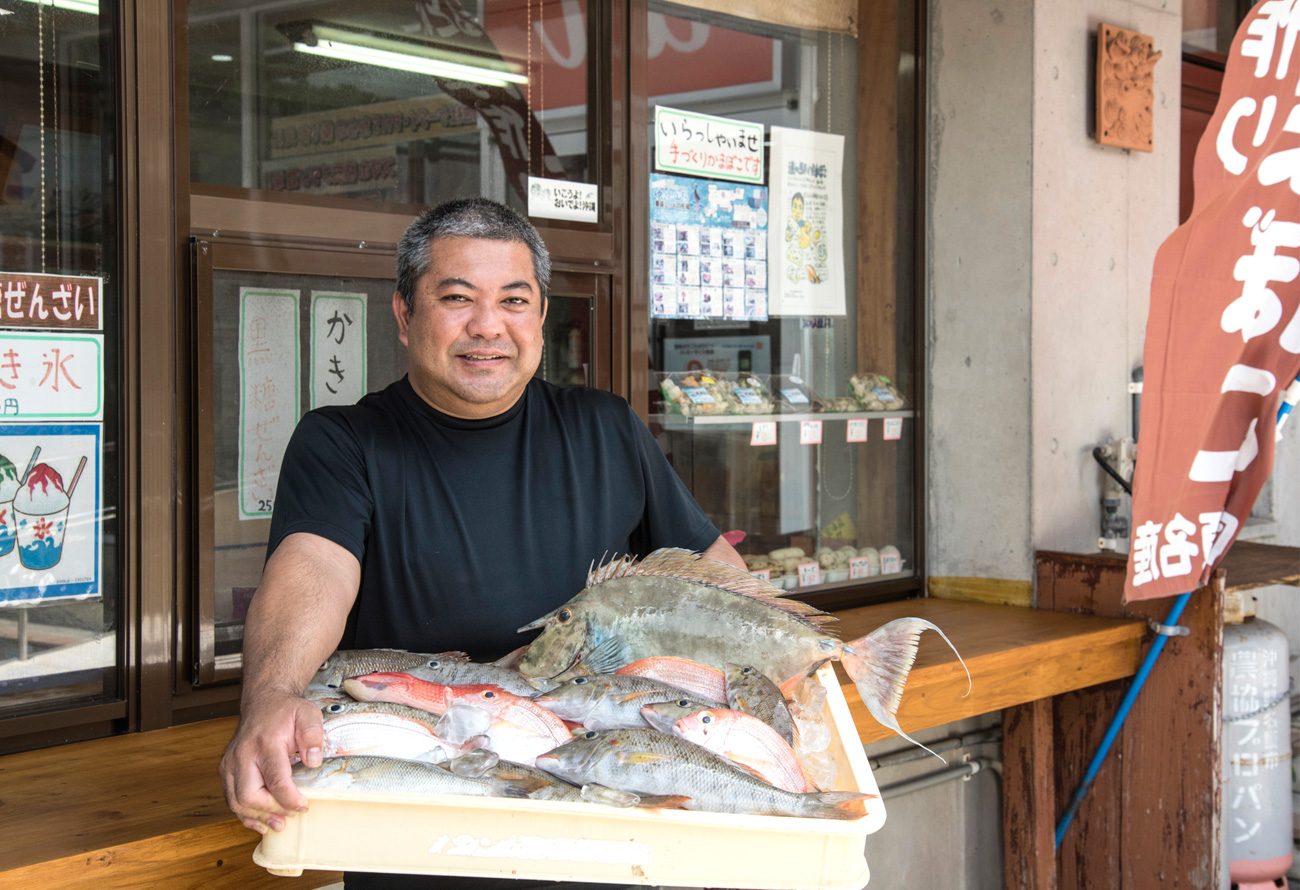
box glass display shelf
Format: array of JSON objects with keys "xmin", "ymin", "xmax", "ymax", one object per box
[{"xmin": 652, "ymin": 409, "xmax": 915, "ymax": 427}]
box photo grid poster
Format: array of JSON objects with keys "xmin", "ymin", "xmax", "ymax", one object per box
[
  {"xmin": 767, "ymin": 127, "xmax": 846, "ymax": 317},
  {"xmin": 649, "ymin": 173, "xmax": 769, "ymax": 322}
]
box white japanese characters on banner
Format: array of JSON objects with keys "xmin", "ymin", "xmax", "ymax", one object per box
[
  {"xmin": 1124, "ymin": 3, "xmax": 1300, "ymax": 601},
  {"xmin": 311, "ymin": 292, "xmax": 366, "ymax": 408},
  {"xmin": 649, "ymin": 173, "xmax": 769, "ymax": 322},
  {"xmin": 239, "ymin": 288, "xmax": 300, "ymax": 520},
  {"xmin": 767, "ymin": 127, "xmax": 846, "ymax": 317},
  {"xmin": 0, "ymin": 425, "xmax": 101, "ymax": 605}
]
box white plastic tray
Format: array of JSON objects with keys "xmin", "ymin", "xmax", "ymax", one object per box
[{"xmin": 254, "ymin": 664, "xmax": 884, "ymax": 889}]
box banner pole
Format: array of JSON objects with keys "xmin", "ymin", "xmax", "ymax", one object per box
[{"xmin": 1056, "ymin": 377, "xmax": 1300, "ymax": 848}]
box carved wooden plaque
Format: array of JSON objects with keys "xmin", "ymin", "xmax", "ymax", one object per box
[{"xmin": 1096, "ymin": 23, "xmax": 1162, "ymax": 152}]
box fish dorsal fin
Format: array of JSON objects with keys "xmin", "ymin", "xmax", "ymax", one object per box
[{"xmin": 588, "ymin": 548, "xmax": 837, "ymax": 633}]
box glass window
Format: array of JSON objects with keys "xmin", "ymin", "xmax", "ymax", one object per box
[
  {"xmin": 0, "ymin": 1, "xmax": 121, "ymax": 715},
  {"xmin": 188, "ymin": 0, "xmax": 592, "ymax": 215},
  {"xmin": 645, "ymin": 5, "xmax": 917, "ymax": 597},
  {"xmin": 1183, "ymin": 0, "xmax": 1250, "ymax": 56}
]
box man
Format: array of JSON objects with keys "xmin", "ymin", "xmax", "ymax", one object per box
[{"xmin": 220, "ymin": 198, "xmax": 744, "ymax": 887}]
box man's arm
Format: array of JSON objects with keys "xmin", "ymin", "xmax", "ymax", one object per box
[
  {"xmin": 219, "ymin": 532, "xmax": 360, "ymax": 834},
  {"xmin": 701, "ymin": 534, "xmax": 746, "ymax": 571}
]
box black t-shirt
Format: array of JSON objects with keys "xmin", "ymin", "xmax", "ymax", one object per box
[{"xmin": 268, "ymin": 375, "xmax": 719, "ymax": 661}]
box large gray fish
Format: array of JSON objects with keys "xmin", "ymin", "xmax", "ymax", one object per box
[
  {"xmin": 534, "ymin": 728, "xmax": 868, "ymax": 819},
  {"xmin": 518, "ymin": 548, "xmax": 968, "ymax": 752},
  {"xmin": 291, "ymin": 755, "xmax": 542, "ymax": 799},
  {"xmin": 531, "ymin": 674, "xmax": 720, "ymax": 730},
  {"xmin": 726, "ymin": 663, "xmax": 795, "ymax": 745}
]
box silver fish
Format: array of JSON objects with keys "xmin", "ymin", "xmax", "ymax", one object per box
[
  {"xmin": 316, "ymin": 648, "xmax": 468, "ymax": 688},
  {"xmin": 406, "ymin": 655, "xmax": 545, "ymax": 697},
  {"xmin": 639, "ymin": 697, "xmax": 723, "ymax": 734},
  {"xmin": 291, "ymin": 755, "xmax": 540, "ymax": 799},
  {"xmin": 726, "ymin": 663, "xmax": 795, "ymax": 745},
  {"xmin": 518, "ymin": 548, "xmax": 967, "ymax": 753},
  {"xmin": 531, "ymin": 674, "xmax": 719, "ymax": 730},
  {"xmin": 534, "ymin": 728, "xmax": 868, "ymax": 820}
]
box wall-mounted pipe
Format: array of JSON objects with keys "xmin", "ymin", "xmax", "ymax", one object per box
[{"xmin": 878, "ymin": 756, "xmax": 998, "ymax": 799}]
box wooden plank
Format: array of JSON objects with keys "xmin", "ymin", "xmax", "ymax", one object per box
[
  {"xmin": 1036, "ymin": 551, "xmax": 1223, "ymax": 889},
  {"xmin": 835, "ymin": 599, "xmax": 1144, "ymax": 744},
  {"xmin": 1003, "ymin": 698, "xmax": 1056, "ymax": 890},
  {"xmin": 928, "ymin": 575, "xmax": 1033, "ymax": 607},
  {"xmin": 0, "ymin": 821, "xmax": 341, "ymax": 889},
  {"xmin": 1219, "ymin": 539, "xmax": 1300, "ymax": 592}
]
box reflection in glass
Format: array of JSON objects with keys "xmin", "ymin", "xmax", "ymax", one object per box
[
  {"xmin": 0, "ymin": 2, "xmax": 120, "ymax": 713},
  {"xmin": 189, "ymin": 0, "xmax": 590, "ymax": 213}
]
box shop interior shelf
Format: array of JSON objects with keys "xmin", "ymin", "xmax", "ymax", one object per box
[{"xmin": 652, "ymin": 409, "xmax": 915, "ymax": 427}]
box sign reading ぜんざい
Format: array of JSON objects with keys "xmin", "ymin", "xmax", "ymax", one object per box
[{"xmin": 1124, "ymin": 6, "xmax": 1300, "ymax": 601}]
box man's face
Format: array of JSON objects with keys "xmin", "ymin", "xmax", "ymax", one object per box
[{"xmin": 392, "ymin": 237, "xmax": 547, "ymax": 419}]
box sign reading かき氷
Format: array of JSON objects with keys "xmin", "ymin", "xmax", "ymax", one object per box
[{"xmin": 1124, "ymin": 5, "xmax": 1300, "ymax": 601}]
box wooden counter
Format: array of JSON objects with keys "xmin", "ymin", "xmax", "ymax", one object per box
[{"xmin": 0, "ymin": 598, "xmax": 1145, "ymax": 887}]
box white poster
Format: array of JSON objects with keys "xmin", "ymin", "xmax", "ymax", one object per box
[
  {"xmin": 311, "ymin": 292, "xmax": 367, "ymax": 408},
  {"xmin": 0, "ymin": 424, "xmax": 101, "ymax": 605},
  {"xmin": 767, "ymin": 127, "xmax": 846, "ymax": 317},
  {"xmin": 0, "ymin": 332, "xmax": 103, "ymax": 420},
  {"xmin": 239, "ymin": 288, "xmax": 300, "ymax": 520}
]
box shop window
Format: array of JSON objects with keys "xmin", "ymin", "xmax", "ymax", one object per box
[
  {"xmin": 0, "ymin": 2, "xmax": 121, "ymax": 720},
  {"xmin": 187, "ymin": 0, "xmax": 595, "ymax": 217},
  {"xmin": 1182, "ymin": 0, "xmax": 1252, "ymax": 57},
  {"xmin": 644, "ymin": 4, "xmax": 919, "ymax": 601}
]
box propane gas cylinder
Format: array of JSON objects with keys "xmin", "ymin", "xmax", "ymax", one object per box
[{"xmin": 1222, "ymin": 609, "xmax": 1293, "ymax": 887}]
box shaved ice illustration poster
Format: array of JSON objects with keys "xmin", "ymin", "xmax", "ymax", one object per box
[
  {"xmin": 0, "ymin": 424, "xmax": 100, "ymax": 605},
  {"xmin": 767, "ymin": 127, "xmax": 845, "ymax": 317}
]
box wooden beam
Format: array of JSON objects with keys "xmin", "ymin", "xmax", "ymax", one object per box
[{"xmin": 1003, "ymin": 698, "xmax": 1057, "ymax": 890}]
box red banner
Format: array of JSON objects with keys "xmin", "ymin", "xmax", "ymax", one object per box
[{"xmin": 1125, "ymin": 6, "xmax": 1300, "ymax": 601}]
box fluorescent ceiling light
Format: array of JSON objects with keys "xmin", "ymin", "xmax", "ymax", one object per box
[
  {"xmin": 288, "ymin": 22, "xmax": 526, "ymax": 88},
  {"xmin": 211, "ymin": 53, "xmax": 234, "ymax": 62},
  {"xmin": 11, "ymin": 0, "xmax": 98, "ymax": 13}
]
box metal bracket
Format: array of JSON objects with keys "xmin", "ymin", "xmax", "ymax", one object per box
[{"xmin": 1149, "ymin": 620, "xmax": 1190, "ymax": 637}]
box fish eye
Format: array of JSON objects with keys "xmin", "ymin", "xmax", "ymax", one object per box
[
  {"xmin": 742, "ymin": 666, "xmax": 755, "ymax": 675},
  {"xmin": 701, "ymin": 714, "xmax": 713, "ymax": 724},
  {"xmin": 427, "ymin": 659, "xmax": 440, "ymax": 668},
  {"xmin": 558, "ymin": 608, "xmax": 573, "ymax": 623},
  {"xmin": 326, "ymin": 703, "xmax": 344, "ymax": 713},
  {"xmin": 483, "ymin": 690, "xmax": 496, "ymax": 699},
  {"xmin": 583, "ymin": 731, "xmax": 598, "ymax": 739},
  {"xmin": 573, "ymin": 677, "xmax": 588, "ymax": 685},
  {"xmin": 677, "ymin": 699, "xmax": 690, "ymax": 707}
]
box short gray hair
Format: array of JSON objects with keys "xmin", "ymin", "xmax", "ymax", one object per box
[{"xmin": 395, "ymin": 198, "xmax": 551, "ymax": 312}]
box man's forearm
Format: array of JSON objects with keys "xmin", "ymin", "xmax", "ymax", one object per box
[{"xmin": 240, "ymin": 533, "xmax": 360, "ymax": 705}]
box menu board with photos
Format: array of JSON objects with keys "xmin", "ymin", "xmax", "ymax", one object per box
[{"xmin": 648, "ymin": 173, "xmax": 769, "ymax": 322}]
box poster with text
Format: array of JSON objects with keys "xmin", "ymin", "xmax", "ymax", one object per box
[
  {"xmin": 311, "ymin": 292, "xmax": 367, "ymax": 408},
  {"xmin": 239, "ymin": 289, "xmax": 300, "ymax": 520},
  {"xmin": 649, "ymin": 173, "xmax": 768, "ymax": 322},
  {"xmin": 0, "ymin": 424, "xmax": 101, "ymax": 605},
  {"xmin": 767, "ymin": 127, "xmax": 846, "ymax": 317}
]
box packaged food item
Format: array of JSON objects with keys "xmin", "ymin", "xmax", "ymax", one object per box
[
  {"xmin": 816, "ymin": 394, "xmax": 862, "ymax": 413},
  {"xmin": 769, "ymin": 375, "xmax": 818, "ymax": 413},
  {"xmin": 849, "ymin": 373, "xmax": 907, "ymax": 411},
  {"xmin": 658, "ymin": 372, "xmax": 775, "ymax": 416}
]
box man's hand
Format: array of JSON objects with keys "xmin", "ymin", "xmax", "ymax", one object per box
[{"xmin": 220, "ymin": 691, "xmax": 325, "ymax": 834}]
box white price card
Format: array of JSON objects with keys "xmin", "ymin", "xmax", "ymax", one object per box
[
  {"xmin": 882, "ymin": 553, "xmax": 902, "ymax": 574},
  {"xmin": 849, "ymin": 556, "xmax": 872, "ymax": 580},
  {"xmin": 846, "ymin": 418, "xmax": 868, "ymax": 443},
  {"xmin": 797, "ymin": 560, "xmax": 822, "ymax": 587},
  {"xmin": 799, "ymin": 420, "xmax": 823, "ymax": 445},
  {"xmin": 883, "ymin": 417, "xmax": 904, "ymax": 440},
  {"xmin": 750, "ymin": 421, "xmax": 777, "ymax": 446},
  {"xmin": 750, "ymin": 568, "xmax": 771, "ymax": 582}
]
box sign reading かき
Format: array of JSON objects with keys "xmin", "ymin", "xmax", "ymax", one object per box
[
  {"xmin": 311, "ymin": 292, "xmax": 366, "ymax": 408},
  {"xmin": 1124, "ymin": 5, "xmax": 1300, "ymax": 601},
  {"xmin": 239, "ymin": 289, "xmax": 300, "ymax": 520}
]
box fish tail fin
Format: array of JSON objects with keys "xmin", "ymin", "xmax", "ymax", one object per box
[
  {"xmin": 806, "ymin": 790, "xmax": 873, "ymax": 820},
  {"xmin": 500, "ymin": 777, "xmax": 552, "ymax": 799},
  {"xmin": 841, "ymin": 618, "xmax": 967, "ymax": 761}
]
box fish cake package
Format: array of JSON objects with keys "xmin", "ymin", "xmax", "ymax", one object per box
[{"xmin": 253, "ymin": 664, "xmax": 885, "ymax": 890}]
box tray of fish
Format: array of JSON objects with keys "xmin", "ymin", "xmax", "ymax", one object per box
[{"xmin": 253, "ymin": 549, "xmax": 965, "ymax": 888}]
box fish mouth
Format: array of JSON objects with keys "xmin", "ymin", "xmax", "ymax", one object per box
[{"xmin": 517, "ymin": 609, "xmax": 559, "ymax": 633}]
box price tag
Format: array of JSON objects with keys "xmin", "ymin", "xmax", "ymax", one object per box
[
  {"xmin": 734, "ymin": 387, "xmax": 763, "ymax": 406},
  {"xmin": 799, "ymin": 420, "xmax": 823, "ymax": 445},
  {"xmin": 797, "ymin": 561, "xmax": 822, "ymax": 587},
  {"xmin": 684, "ymin": 386, "xmax": 716, "ymax": 405},
  {"xmin": 750, "ymin": 568, "xmax": 772, "ymax": 582},
  {"xmin": 881, "ymin": 553, "xmax": 902, "ymax": 574},
  {"xmin": 780, "ymin": 387, "xmax": 810, "ymax": 405},
  {"xmin": 750, "ymin": 421, "xmax": 777, "ymax": 446},
  {"xmin": 883, "ymin": 417, "xmax": 904, "ymax": 440},
  {"xmin": 849, "ymin": 556, "xmax": 871, "ymax": 579},
  {"xmin": 846, "ymin": 418, "xmax": 868, "ymax": 442}
]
